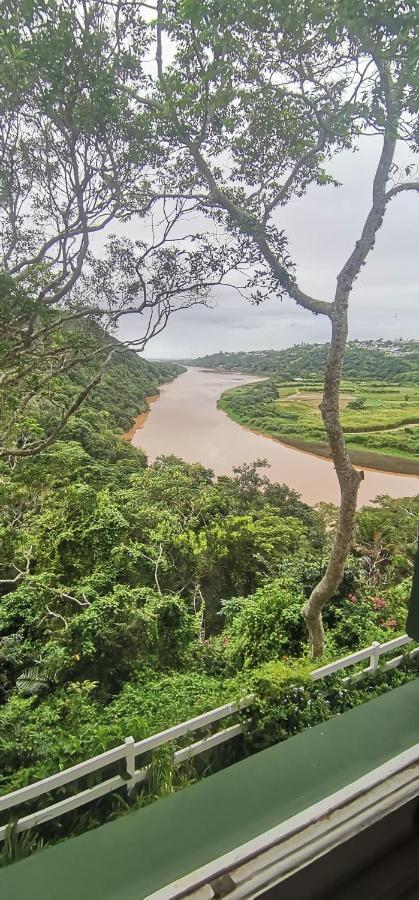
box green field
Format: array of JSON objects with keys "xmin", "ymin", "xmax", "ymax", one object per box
[{"xmin": 219, "ymin": 379, "xmax": 419, "ymax": 473}]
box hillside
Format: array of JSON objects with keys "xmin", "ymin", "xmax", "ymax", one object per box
[
  {"xmin": 187, "ymin": 341, "xmax": 419, "ymax": 384},
  {"xmin": 66, "ymin": 347, "xmax": 183, "ymax": 434},
  {"xmin": 1, "ymin": 314, "xmax": 183, "ymax": 458},
  {"xmin": 1, "ymin": 330, "xmax": 418, "ymax": 861},
  {"xmin": 184, "ymin": 341, "xmax": 419, "ymax": 471}
]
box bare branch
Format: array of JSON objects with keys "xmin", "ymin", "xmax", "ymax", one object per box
[
  {"xmin": 0, "ymin": 553, "xmax": 31, "ymax": 586},
  {"xmin": 44, "ymin": 605, "xmax": 69, "ymax": 629},
  {"xmin": 386, "ymin": 182, "xmax": 419, "ymax": 201},
  {"xmin": 180, "ymin": 137, "xmax": 332, "ymax": 317}
]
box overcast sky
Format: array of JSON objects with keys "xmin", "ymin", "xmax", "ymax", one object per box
[{"xmin": 114, "ymin": 137, "xmax": 418, "ymax": 359}]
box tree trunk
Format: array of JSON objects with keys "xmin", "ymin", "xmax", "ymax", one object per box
[
  {"xmin": 177, "ymin": 73, "xmax": 397, "ymax": 659},
  {"xmin": 301, "ymin": 80, "xmax": 397, "ymax": 658},
  {"xmin": 301, "ymin": 304, "xmax": 363, "ymax": 657}
]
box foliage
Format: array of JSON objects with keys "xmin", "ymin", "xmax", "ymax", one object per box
[
  {"xmin": 46, "ymin": 588, "xmax": 197, "ymax": 691},
  {"xmin": 245, "ymin": 657, "xmax": 419, "ymax": 752},
  {"xmin": 1, "ymin": 350, "xmax": 416, "ymax": 770},
  {"xmin": 0, "ymin": 823, "xmax": 45, "ymax": 868},
  {"xmin": 355, "ymin": 495, "xmax": 419, "ymax": 584},
  {"xmin": 347, "ymin": 397, "xmax": 366, "ymax": 411},
  {"xmin": 1, "ymin": 324, "xmax": 418, "ymax": 859},
  {"xmin": 188, "ymin": 341, "xmax": 419, "ymax": 385},
  {"xmin": 0, "ymin": 408, "xmax": 417, "ymax": 854},
  {"xmin": 1, "ymin": 0, "xmax": 418, "ymax": 862},
  {"xmin": 219, "ymin": 580, "xmax": 308, "ymax": 669},
  {"xmin": 217, "ymin": 370, "xmax": 419, "ymax": 468}
]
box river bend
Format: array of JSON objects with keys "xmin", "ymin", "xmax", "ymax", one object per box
[{"xmin": 131, "ymin": 367, "xmax": 419, "ymax": 506}]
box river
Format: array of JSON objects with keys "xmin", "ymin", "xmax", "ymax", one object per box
[{"xmin": 130, "ymin": 367, "xmax": 419, "ymax": 506}]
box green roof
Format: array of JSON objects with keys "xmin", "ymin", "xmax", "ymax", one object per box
[{"xmin": 2, "ymin": 678, "xmax": 419, "ymax": 900}]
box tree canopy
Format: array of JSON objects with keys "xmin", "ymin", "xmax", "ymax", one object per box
[
  {"xmin": 1, "ymin": 3, "xmax": 418, "ymax": 855},
  {"xmin": 0, "ymin": 1, "xmax": 236, "ymax": 457},
  {"xmin": 130, "ymin": 0, "xmax": 419, "ymax": 654}
]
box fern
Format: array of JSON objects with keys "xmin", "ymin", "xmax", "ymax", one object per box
[{"xmin": 16, "ymin": 667, "xmax": 48, "ymax": 697}]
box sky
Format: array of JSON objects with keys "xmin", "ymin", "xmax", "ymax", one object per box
[{"xmin": 114, "ymin": 137, "xmax": 418, "ymax": 360}]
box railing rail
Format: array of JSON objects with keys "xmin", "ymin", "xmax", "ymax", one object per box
[
  {"xmin": 310, "ymin": 634, "xmax": 418, "ymax": 683},
  {"xmin": 1, "ymin": 634, "xmax": 417, "ymax": 840},
  {"xmin": 0, "ymin": 696, "xmax": 254, "ymax": 840}
]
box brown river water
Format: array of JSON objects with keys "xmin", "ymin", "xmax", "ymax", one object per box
[{"xmin": 130, "ymin": 367, "xmax": 419, "ymax": 506}]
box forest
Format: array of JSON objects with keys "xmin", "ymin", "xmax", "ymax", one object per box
[
  {"xmin": 190, "ymin": 341, "xmax": 419, "ymax": 383},
  {"xmin": 203, "ymin": 344, "xmax": 419, "ymax": 471},
  {"xmin": 1, "ymin": 337, "xmax": 419, "ymax": 858},
  {"xmin": 1, "ymin": 0, "xmax": 418, "ymax": 866}
]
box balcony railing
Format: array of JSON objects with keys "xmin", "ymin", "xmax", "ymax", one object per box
[{"xmin": 1, "ymin": 633, "xmax": 417, "ymax": 841}]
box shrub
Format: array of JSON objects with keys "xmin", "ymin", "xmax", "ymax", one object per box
[
  {"xmin": 220, "ymin": 580, "xmax": 307, "ymax": 669},
  {"xmin": 47, "ymin": 588, "xmax": 197, "ymax": 691},
  {"xmin": 245, "ymin": 656, "xmax": 419, "ymax": 753},
  {"xmin": 327, "ymin": 594, "xmax": 398, "ymax": 651},
  {"xmin": 347, "ymin": 397, "xmax": 366, "ymax": 410},
  {"xmin": 245, "ymin": 659, "xmax": 328, "ymax": 750}
]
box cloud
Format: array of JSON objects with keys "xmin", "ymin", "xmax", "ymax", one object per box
[{"xmin": 114, "ymin": 137, "xmax": 418, "ymax": 358}]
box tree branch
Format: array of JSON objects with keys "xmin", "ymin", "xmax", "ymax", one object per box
[
  {"xmin": 181, "ymin": 137, "xmax": 332, "ymax": 317},
  {"xmin": 262, "ymin": 137, "xmax": 326, "ymax": 224},
  {"xmin": 385, "ymin": 181, "xmax": 419, "ymax": 201},
  {"xmin": 156, "ymin": 0, "xmax": 163, "ymax": 79},
  {"xmin": 0, "ymin": 350, "xmax": 115, "ymax": 458}
]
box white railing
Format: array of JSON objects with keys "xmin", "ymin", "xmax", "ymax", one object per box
[
  {"xmin": 0, "ymin": 696, "xmax": 253, "ymax": 840},
  {"xmin": 1, "ymin": 633, "xmax": 417, "ymax": 840},
  {"xmin": 310, "ymin": 633, "xmax": 419, "ymax": 683}
]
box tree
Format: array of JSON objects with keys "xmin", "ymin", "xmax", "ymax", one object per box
[
  {"xmin": 0, "ymin": 1, "xmax": 233, "ymax": 457},
  {"xmin": 347, "ymin": 397, "xmax": 366, "ymax": 410},
  {"xmin": 129, "ymin": 0, "xmax": 419, "ymax": 655}
]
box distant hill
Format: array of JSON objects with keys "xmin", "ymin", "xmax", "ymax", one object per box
[
  {"xmin": 185, "ymin": 340, "xmax": 419, "ymax": 384},
  {"xmin": 19, "ymin": 327, "xmax": 184, "ymax": 441},
  {"xmin": 71, "ymin": 349, "xmax": 183, "ymax": 433}
]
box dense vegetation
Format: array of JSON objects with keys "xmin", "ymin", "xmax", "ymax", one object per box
[
  {"xmin": 189, "ymin": 341, "xmax": 419, "ymax": 384},
  {"xmin": 1, "ymin": 0, "xmax": 419, "ymax": 864},
  {"xmin": 219, "ymin": 379, "xmax": 419, "ymax": 470},
  {"xmin": 0, "ymin": 275, "xmax": 183, "ymax": 457},
  {"xmin": 188, "ymin": 343, "xmax": 419, "ymax": 470},
  {"xmin": 1, "ymin": 343, "xmax": 418, "ymax": 858}
]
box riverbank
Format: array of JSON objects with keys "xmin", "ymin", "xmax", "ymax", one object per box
[
  {"xmin": 218, "ymin": 378, "xmax": 419, "ymax": 479},
  {"xmin": 128, "ymin": 386, "xmax": 419, "ymax": 476},
  {"xmin": 243, "ymin": 427, "xmax": 419, "ymax": 477},
  {"xmin": 124, "ymin": 368, "xmax": 419, "ymax": 506},
  {"xmin": 122, "ymin": 394, "xmax": 158, "ymax": 441},
  {"xmin": 122, "ymin": 366, "xmax": 187, "ymax": 441}
]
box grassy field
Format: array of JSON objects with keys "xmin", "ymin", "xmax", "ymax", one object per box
[{"xmin": 218, "ymin": 379, "xmax": 419, "ymax": 474}]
